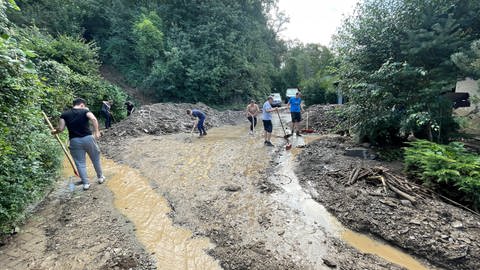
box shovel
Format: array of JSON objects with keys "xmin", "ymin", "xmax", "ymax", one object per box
[
  {"xmin": 185, "ymin": 120, "xmax": 197, "ymax": 143},
  {"xmin": 301, "ymin": 112, "xmax": 314, "ymax": 133},
  {"xmin": 276, "ymin": 110, "xmax": 292, "ymax": 150},
  {"xmin": 42, "ymin": 111, "xmax": 79, "ymax": 177}
]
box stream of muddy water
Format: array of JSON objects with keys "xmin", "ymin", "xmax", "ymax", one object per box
[
  {"xmin": 103, "ymin": 159, "xmax": 221, "ymax": 270},
  {"xmin": 271, "ymin": 136, "xmax": 428, "ymax": 270},
  {"xmin": 95, "ymin": 112, "xmax": 429, "ymax": 269}
]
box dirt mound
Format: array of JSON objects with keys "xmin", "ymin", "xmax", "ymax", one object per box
[
  {"xmin": 296, "ymin": 136, "xmax": 480, "ymax": 270},
  {"xmin": 103, "ymin": 102, "xmax": 243, "ymax": 140},
  {"xmin": 302, "ymin": 104, "xmax": 345, "ymax": 134}
]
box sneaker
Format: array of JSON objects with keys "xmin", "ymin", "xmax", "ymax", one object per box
[
  {"xmin": 248, "ymin": 130, "xmax": 253, "ymax": 135},
  {"xmin": 264, "ymin": 140, "xmax": 268, "ymax": 145},
  {"xmin": 83, "ymin": 183, "xmax": 91, "ymax": 190},
  {"xmin": 265, "ymin": 141, "xmax": 275, "ymax": 147},
  {"xmin": 203, "ymin": 132, "xmax": 207, "ymax": 136},
  {"xmin": 97, "ymin": 176, "xmax": 106, "ymax": 184}
]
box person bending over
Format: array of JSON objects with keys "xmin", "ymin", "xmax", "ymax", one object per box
[{"xmin": 187, "ymin": 109, "xmax": 207, "ymax": 137}]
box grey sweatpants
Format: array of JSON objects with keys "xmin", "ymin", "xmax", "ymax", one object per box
[{"xmin": 69, "ymin": 135, "xmax": 103, "ymax": 184}]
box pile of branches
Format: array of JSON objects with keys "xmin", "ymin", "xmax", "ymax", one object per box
[
  {"xmin": 344, "ymin": 166, "xmax": 480, "ymax": 216},
  {"xmin": 346, "ymin": 166, "xmax": 431, "ymax": 203}
]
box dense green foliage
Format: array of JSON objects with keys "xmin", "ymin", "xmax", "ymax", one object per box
[
  {"xmin": 0, "ymin": 2, "xmax": 126, "ymax": 233},
  {"xmin": 11, "ymin": 0, "xmax": 286, "ymax": 104},
  {"xmin": 404, "ymin": 140, "xmax": 480, "ymax": 210},
  {"xmin": 334, "ymin": 0, "xmax": 480, "ymax": 144}
]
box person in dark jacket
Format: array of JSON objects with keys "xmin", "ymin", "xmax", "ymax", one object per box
[
  {"xmin": 101, "ymin": 100, "xmax": 112, "ymax": 129},
  {"xmin": 125, "ymin": 101, "xmax": 135, "ymax": 116},
  {"xmin": 187, "ymin": 109, "xmax": 207, "ymax": 136}
]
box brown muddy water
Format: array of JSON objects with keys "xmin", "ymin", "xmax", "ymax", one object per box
[
  {"xmin": 104, "ymin": 159, "xmax": 221, "ymax": 270},
  {"xmin": 271, "ymin": 114, "xmax": 429, "ymax": 270},
  {"xmin": 273, "ymin": 137, "xmax": 428, "ymax": 270},
  {"xmin": 69, "ymin": 112, "xmax": 429, "ymax": 269}
]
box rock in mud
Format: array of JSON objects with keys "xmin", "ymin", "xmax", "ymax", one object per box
[
  {"xmin": 322, "ymin": 257, "xmax": 338, "ymax": 268},
  {"xmin": 224, "ymin": 185, "xmax": 241, "ymax": 192}
]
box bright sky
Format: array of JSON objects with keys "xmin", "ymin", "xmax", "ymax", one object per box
[{"xmin": 277, "ymin": 0, "xmax": 359, "ymax": 46}]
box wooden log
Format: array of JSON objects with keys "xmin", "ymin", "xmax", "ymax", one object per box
[
  {"xmin": 389, "ymin": 185, "xmax": 417, "ymax": 203},
  {"xmin": 348, "ymin": 167, "xmax": 361, "ymax": 185},
  {"xmin": 380, "ymin": 176, "xmax": 388, "ymax": 194}
]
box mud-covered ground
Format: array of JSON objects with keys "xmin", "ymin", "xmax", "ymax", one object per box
[
  {"xmin": 0, "ymin": 170, "xmax": 155, "ymax": 269},
  {"xmin": 99, "ymin": 116, "xmax": 420, "ymax": 270},
  {"xmin": 1, "ymin": 106, "xmax": 458, "ymax": 270},
  {"xmin": 296, "ymin": 135, "xmax": 480, "ymax": 270}
]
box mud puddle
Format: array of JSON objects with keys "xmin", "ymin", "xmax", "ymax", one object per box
[
  {"xmin": 103, "ymin": 158, "xmax": 221, "ymax": 270},
  {"xmin": 271, "ymin": 114, "xmax": 429, "ymax": 270}
]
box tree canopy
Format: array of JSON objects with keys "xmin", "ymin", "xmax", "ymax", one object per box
[{"xmin": 333, "ymin": 0, "xmax": 480, "ymax": 144}]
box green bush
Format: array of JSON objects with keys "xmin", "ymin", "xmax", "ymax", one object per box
[
  {"xmin": 0, "ymin": 29, "xmax": 62, "ymax": 233},
  {"xmin": 404, "ymin": 140, "xmax": 480, "ymax": 210},
  {"xmin": 1, "ymin": 2, "xmax": 127, "ymax": 235}
]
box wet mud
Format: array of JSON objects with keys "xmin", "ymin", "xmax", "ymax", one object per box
[
  {"xmin": 101, "ymin": 114, "xmax": 431, "ymax": 269},
  {"xmin": 296, "ymin": 135, "xmax": 480, "ymax": 270},
  {"xmin": 0, "ymin": 160, "xmax": 156, "ymax": 270},
  {"xmin": 1, "ymin": 111, "xmax": 461, "ymax": 270}
]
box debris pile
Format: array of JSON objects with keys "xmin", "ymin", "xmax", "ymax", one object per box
[
  {"xmin": 104, "ymin": 103, "xmax": 243, "ymax": 139},
  {"xmin": 346, "ymin": 166, "xmax": 431, "ymax": 204},
  {"xmin": 297, "ymin": 136, "xmax": 480, "ymax": 270},
  {"xmin": 302, "ymin": 105, "xmax": 345, "ymax": 134}
]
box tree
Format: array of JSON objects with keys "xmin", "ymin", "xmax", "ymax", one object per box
[{"xmin": 333, "ymin": 0, "xmax": 480, "ymax": 144}]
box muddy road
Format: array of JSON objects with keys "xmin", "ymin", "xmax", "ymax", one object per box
[{"xmin": 1, "ymin": 113, "xmax": 437, "ymax": 269}]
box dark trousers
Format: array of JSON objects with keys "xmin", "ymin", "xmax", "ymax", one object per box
[
  {"xmin": 197, "ymin": 117, "xmax": 206, "ymax": 135},
  {"xmin": 247, "ymin": 116, "xmax": 257, "ymax": 131},
  {"xmin": 101, "ymin": 111, "xmax": 111, "ymax": 129}
]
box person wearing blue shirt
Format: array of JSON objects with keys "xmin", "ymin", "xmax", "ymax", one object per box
[
  {"xmin": 187, "ymin": 109, "xmax": 207, "ymax": 136},
  {"xmin": 262, "ymin": 96, "xmax": 277, "ymax": 146},
  {"xmin": 288, "ymin": 91, "xmax": 304, "ymax": 136}
]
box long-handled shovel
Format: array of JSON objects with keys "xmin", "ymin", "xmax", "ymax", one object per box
[
  {"xmin": 276, "ymin": 110, "xmax": 292, "ymax": 150},
  {"xmin": 185, "ymin": 120, "xmax": 197, "ymax": 143},
  {"xmin": 41, "ymin": 111, "xmax": 79, "ymax": 177}
]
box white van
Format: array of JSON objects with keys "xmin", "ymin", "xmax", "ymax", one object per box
[{"xmin": 285, "ymin": 88, "xmax": 298, "ymax": 103}]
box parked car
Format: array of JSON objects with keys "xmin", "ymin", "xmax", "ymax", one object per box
[
  {"xmin": 270, "ymin": 93, "xmax": 282, "ymax": 107},
  {"xmin": 285, "ymin": 88, "xmax": 298, "ymax": 103}
]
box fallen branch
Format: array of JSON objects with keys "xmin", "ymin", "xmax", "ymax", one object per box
[{"xmin": 388, "ymin": 185, "xmax": 416, "ymax": 203}]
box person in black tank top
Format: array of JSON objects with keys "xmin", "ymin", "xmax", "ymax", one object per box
[{"xmin": 52, "ymin": 98, "xmax": 105, "ymax": 190}]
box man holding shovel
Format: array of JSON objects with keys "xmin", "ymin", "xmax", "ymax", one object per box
[
  {"xmin": 51, "ymin": 98, "xmax": 105, "ymax": 190},
  {"xmin": 287, "ymin": 91, "xmax": 304, "ymax": 137},
  {"xmin": 187, "ymin": 109, "xmax": 207, "ymax": 137},
  {"xmin": 246, "ymin": 100, "xmax": 260, "ymax": 135},
  {"xmin": 262, "ymin": 96, "xmax": 277, "ymax": 147}
]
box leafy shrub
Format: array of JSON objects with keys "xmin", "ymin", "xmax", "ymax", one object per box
[
  {"xmin": 0, "ymin": 30, "xmax": 62, "ymax": 233},
  {"xmin": 404, "ymin": 140, "xmax": 480, "ymax": 210},
  {"xmin": 0, "ymin": 3, "xmax": 127, "ymax": 235}
]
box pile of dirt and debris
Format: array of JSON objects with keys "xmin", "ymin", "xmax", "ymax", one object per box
[
  {"xmin": 301, "ymin": 105, "xmax": 345, "ymax": 134},
  {"xmin": 296, "ymin": 135, "xmax": 480, "ymax": 270},
  {"xmin": 104, "ymin": 102, "xmax": 243, "ymax": 139}
]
